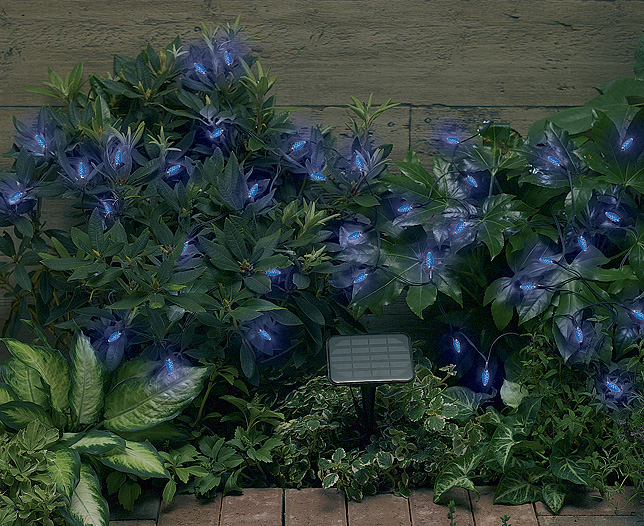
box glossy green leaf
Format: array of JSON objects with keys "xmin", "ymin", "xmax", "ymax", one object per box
[
  {"xmin": 433, "ymin": 447, "xmax": 486, "ymax": 503},
  {"xmin": 68, "ymin": 430, "xmax": 126, "ymax": 455},
  {"xmin": 68, "ymin": 463, "xmax": 110, "ymax": 526},
  {"xmin": 489, "ymin": 423, "xmax": 516, "ymax": 471},
  {"xmin": 0, "ymin": 400, "xmax": 54, "ymax": 429},
  {"xmin": 97, "ymin": 439, "xmax": 170, "ymax": 478},
  {"xmin": 500, "ymin": 379, "xmax": 528, "ymax": 409},
  {"xmin": 48, "ymin": 449, "xmax": 81, "ymax": 501},
  {"xmin": 494, "ymin": 470, "xmax": 541, "ymax": 505},
  {"xmin": 506, "ymin": 397, "xmax": 542, "ymax": 436},
  {"xmin": 103, "ymin": 364, "xmax": 209, "ymax": 432},
  {"xmin": 0, "ymin": 382, "xmax": 16, "ymax": 404},
  {"xmin": 477, "ymin": 194, "xmax": 532, "ymax": 259},
  {"xmin": 70, "ymin": 333, "xmax": 105, "ymax": 426},
  {"xmin": 542, "ymin": 483, "xmax": 567, "ymax": 514},
  {"xmin": 406, "ymin": 284, "xmax": 437, "ymax": 319},
  {"xmin": 0, "ymin": 358, "xmax": 50, "ymax": 408},
  {"xmin": 550, "ymin": 441, "xmax": 589, "ymax": 486},
  {"xmin": 2, "ymin": 338, "xmax": 71, "ymax": 412}
]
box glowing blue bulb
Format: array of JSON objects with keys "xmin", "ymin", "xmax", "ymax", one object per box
[
  {"xmin": 446, "ymin": 137, "xmax": 459, "ymax": 144},
  {"xmin": 520, "ymin": 282, "xmax": 536, "ymax": 291},
  {"xmin": 353, "ymin": 272, "xmax": 367, "ymax": 284},
  {"xmin": 548, "ymin": 156, "xmax": 561, "ymax": 167},
  {"xmin": 355, "ymin": 151, "xmax": 366, "ymax": 172},
  {"xmin": 574, "ymin": 327, "xmax": 584, "ymax": 344},
  {"xmin": 632, "ymin": 310, "xmax": 644, "ymax": 321},
  {"xmin": 621, "ymin": 137, "xmax": 633, "ymax": 151},
  {"xmin": 454, "ymin": 220, "xmax": 465, "ymax": 234},
  {"xmin": 8, "ymin": 191, "xmax": 22, "ymax": 205},
  {"xmin": 604, "ymin": 211, "xmax": 620, "ymax": 223},
  {"xmin": 482, "ymin": 369, "xmax": 490, "ymax": 387},
  {"xmin": 103, "ymin": 201, "xmax": 112, "ymax": 214},
  {"xmin": 167, "ymin": 165, "xmax": 181, "ymax": 176},
  {"xmin": 426, "ymin": 252, "xmax": 434, "ymax": 268},
  {"xmin": 258, "ymin": 329, "xmax": 272, "ymax": 341},
  {"xmin": 452, "ymin": 337, "xmax": 461, "ymax": 353},
  {"xmin": 181, "ymin": 241, "xmax": 189, "ymax": 256},
  {"xmin": 606, "ymin": 381, "xmax": 621, "ymax": 393},
  {"xmin": 347, "ymin": 231, "xmax": 362, "ymax": 241},
  {"xmin": 291, "ymin": 140, "xmax": 306, "ymax": 152},
  {"xmin": 310, "ymin": 173, "xmax": 326, "ymax": 181},
  {"xmin": 114, "ymin": 150, "xmax": 122, "ymax": 166},
  {"xmin": 194, "ymin": 62, "xmax": 206, "ymax": 74},
  {"xmin": 165, "ymin": 358, "xmax": 174, "ymax": 374},
  {"xmin": 210, "ymin": 127, "xmax": 223, "ymax": 139},
  {"xmin": 107, "ymin": 331, "xmax": 121, "ymax": 343},
  {"xmin": 578, "ymin": 236, "xmax": 588, "ymax": 252},
  {"xmin": 248, "ymin": 183, "xmax": 259, "ymax": 198},
  {"xmin": 465, "ymin": 175, "xmax": 478, "ymax": 187},
  {"xmin": 397, "ymin": 204, "xmax": 413, "ymax": 213},
  {"xmin": 223, "ymin": 50, "xmax": 233, "ymax": 66},
  {"xmin": 266, "ymin": 268, "xmax": 281, "ymax": 277},
  {"xmin": 78, "ymin": 161, "xmax": 86, "ymax": 178},
  {"xmin": 539, "ymin": 257, "xmax": 552, "ymax": 264},
  {"xmin": 35, "ymin": 134, "xmax": 46, "ymax": 148}
]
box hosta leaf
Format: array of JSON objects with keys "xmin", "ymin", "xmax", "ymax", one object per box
[
  {"xmin": 103, "ymin": 365, "xmax": 209, "ymax": 432},
  {"xmin": 48, "ymin": 449, "xmax": 81, "ymax": 501},
  {"xmin": 433, "ymin": 447, "xmax": 486, "ymax": 503},
  {"xmin": 0, "ymin": 400, "xmax": 54, "ymax": 429},
  {"xmin": 2, "ymin": 338, "xmax": 71, "ymax": 412},
  {"xmin": 68, "ymin": 463, "xmax": 110, "ymax": 526},
  {"xmin": 70, "ymin": 333, "xmax": 105, "ymax": 426},
  {"xmin": 69, "ymin": 430, "xmax": 126, "ymax": 455},
  {"xmin": 494, "ymin": 470, "xmax": 541, "ymax": 505},
  {"xmin": 97, "ymin": 440, "xmax": 170, "ymax": 478},
  {"xmin": 542, "ymin": 483, "xmax": 567, "ymax": 514}
]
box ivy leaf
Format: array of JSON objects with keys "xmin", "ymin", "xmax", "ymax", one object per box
[
  {"xmin": 406, "ymin": 284, "xmax": 437, "ymax": 319},
  {"xmin": 494, "ymin": 469, "xmax": 542, "ymax": 505},
  {"xmin": 489, "ymin": 423, "xmax": 517, "ymax": 471},
  {"xmin": 542, "ymin": 483, "xmax": 567, "ymax": 514},
  {"xmin": 440, "ymin": 386, "xmax": 486, "ymax": 421},
  {"xmin": 433, "ymin": 447, "xmax": 486, "ymax": 503},
  {"xmin": 476, "ymin": 194, "xmax": 532, "ymax": 259},
  {"xmin": 550, "ymin": 440, "xmax": 589, "ymax": 486}
]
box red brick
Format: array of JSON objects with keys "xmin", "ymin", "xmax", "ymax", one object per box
[
  {"xmin": 410, "ymin": 487, "xmax": 474, "ymax": 526},
  {"xmin": 535, "ymin": 486, "xmax": 644, "ymax": 516},
  {"xmin": 469, "ymin": 486, "xmax": 538, "ymax": 526},
  {"xmin": 348, "ymin": 493, "xmax": 411, "ymax": 526},
  {"xmin": 220, "ymin": 488, "xmax": 283, "ymax": 526},
  {"xmin": 157, "ymin": 493, "xmax": 221, "ymax": 526},
  {"xmin": 285, "ymin": 488, "xmax": 347, "ymax": 526}
]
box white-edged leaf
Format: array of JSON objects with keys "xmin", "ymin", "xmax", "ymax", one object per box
[
  {"xmin": 97, "ymin": 439, "xmax": 170, "ymax": 478},
  {"xmin": 70, "ymin": 333, "xmax": 105, "ymax": 425},
  {"xmin": 322, "ymin": 473, "xmax": 339, "ymax": 489},
  {"xmin": 68, "ymin": 463, "xmax": 109, "ymax": 526}
]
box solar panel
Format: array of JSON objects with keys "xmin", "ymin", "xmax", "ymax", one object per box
[{"xmin": 326, "ymin": 333, "xmax": 414, "ymax": 385}]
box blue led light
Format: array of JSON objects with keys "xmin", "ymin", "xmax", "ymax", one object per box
[
  {"xmin": 167, "ymin": 165, "xmax": 181, "ymax": 176},
  {"xmin": 114, "ymin": 150, "xmax": 122, "ymax": 166},
  {"xmin": 107, "ymin": 330, "xmax": 121, "ymax": 343},
  {"xmin": 606, "ymin": 381, "xmax": 621, "ymax": 393},
  {"xmin": 258, "ymin": 329, "xmax": 272, "ymax": 341},
  {"xmin": 519, "ymin": 282, "xmax": 536, "ymax": 291},
  {"xmin": 548, "ymin": 156, "xmax": 561, "ymax": 167},
  {"xmin": 578, "ymin": 235, "xmax": 588, "ymax": 252},
  {"xmin": 181, "ymin": 241, "xmax": 189, "ymax": 256},
  {"xmin": 194, "ymin": 62, "xmax": 206, "ymax": 74},
  {"xmin": 291, "ymin": 140, "xmax": 306, "ymax": 152},
  {"xmin": 210, "ymin": 127, "xmax": 223, "ymax": 139},
  {"xmin": 452, "ymin": 337, "xmax": 461, "ymax": 353},
  {"xmin": 604, "ymin": 211, "xmax": 620, "ymax": 223},
  {"xmin": 465, "ymin": 175, "xmax": 478, "ymax": 188},
  {"xmin": 35, "ymin": 134, "xmax": 47, "ymax": 148},
  {"xmin": 103, "ymin": 201, "xmax": 112, "ymax": 214},
  {"xmin": 223, "ymin": 50, "xmax": 233, "ymax": 66},
  {"xmin": 446, "ymin": 137, "xmax": 459, "ymax": 144},
  {"xmin": 574, "ymin": 327, "xmax": 584, "ymax": 344},
  {"xmin": 266, "ymin": 268, "xmax": 281, "ymax": 277},
  {"xmin": 353, "ymin": 271, "xmax": 367, "ymax": 284},
  {"xmin": 8, "ymin": 191, "xmax": 22, "ymax": 205},
  {"xmin": 347, "ymin": 231, "xmax": 362, "ymax": 241},
  {"xmin": 355, "ymin": 151, "xmax": 366, "ymax": 172},
  {"xmin": 621, "ymin": 137, "xmax": 633, "ymax": 151},
  {"xmin": 310, "ymin": 173, "xmax": 326, "ymax": 181},
  {"xmin": 165, "ymin": 358, "xmax": 174, "ymax": 374},
  {"xmin": 78, "ymin": 161, "xmax": 86, "ymax": 178},
  {"xmin": 632, "ymin": 310, "xmax": 644, "ymax": 321},
  {"xmin": 248, "ymin": 183, "xmax": 259, "ymax": 198},
  {"xmin": 482, "ymin": 369, "xmax": 490, "ymax": 387},
  {"xmin": 539, "ymin": 256, "xmax": 552, "ymax": 264},
  {"xmin": 426, "ymin": 252, "xmax": 434, "ymax": 268},
  {"xmin": 397, "ymin": 204, "xmax": 413, "ymax": 213},
  {"xmin": 454, "ymin": 220, "xmax": 465, "ymax": 234}
]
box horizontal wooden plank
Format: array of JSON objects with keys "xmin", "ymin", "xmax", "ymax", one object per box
[{"xmin": 1, "ymin": 1, "xmax": 642, "ymax": 108}]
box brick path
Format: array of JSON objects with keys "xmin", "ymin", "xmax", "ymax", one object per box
[{"xmin": 109, "ymin": 486, "xmax": 644, "ymax": 526}]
